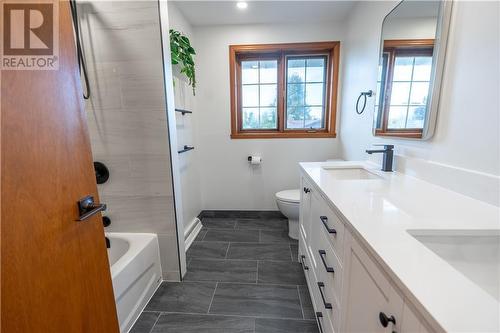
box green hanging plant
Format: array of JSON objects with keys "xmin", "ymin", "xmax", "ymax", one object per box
[{"xmin": 170, "ymin": 29, "xmax": 196, "ymax": 95}]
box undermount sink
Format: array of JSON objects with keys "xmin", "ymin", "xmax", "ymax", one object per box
[
  {"xmin": 409, "ymin": 230, "xmax": 500, "ymax": 301},
  {"xmin": 321, "ymin": 167, "xmax": 381, "ymax": 180}
]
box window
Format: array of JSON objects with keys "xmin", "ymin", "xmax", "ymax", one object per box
[
  {"xmin": 230, "ymin": 42, "xmax": 340, "ymax": 138},
  {"xmin": 375, "ymin": 39, "xmax": 434, "ymax": 138}
]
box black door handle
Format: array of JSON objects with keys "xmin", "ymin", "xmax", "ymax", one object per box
[
  {"xmin": 300, "ymin": 255, "xmax": 309, "ymax": 270},
  {"xmin": 318, "ymin": 250, "xmax": 334, "ymax": 273},
  {"xmin": 379, "ymin": 312, "xmax": 396, "ymax": 327},
  {"xmin": 77, "ymin": 195, "xmax": 106, "ymax": 221},
  {"xmin": 316, "ymin": 312, "xmax": 324, "ymax": 333},
  {"xmin": 320, "ymin": 216, "xmax": 337, "ymax": 234},
  {"xmin": 317, "ymin": 282, "xmax": 332, "ymax": 309}
]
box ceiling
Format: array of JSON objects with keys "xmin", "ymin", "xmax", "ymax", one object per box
[{"xmin": 172, "ymin": 1, "xmax": 358, "ymax": 26}]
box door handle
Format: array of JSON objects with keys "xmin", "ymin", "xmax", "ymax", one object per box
[
  {"xmin": 77, "ymin": 195, "xmax": 106, "ymax": 221},
  {"xmin": 316, "ymin": 312, "xmax": 324, "ymax": 333},
  {"xmin": 320, "ymin": 216, "xmax": 337, "ymax": 234},
  {"xmin": 300, "ymin": 255, "xmax": 309, "ymax": 270},
  {"xmin": 318, "ymin": 250, "xmax": 335, "ymax": 273},
  {"xmin": 317, "ymin": 282, "xmax": 332, "ymax": 309}
]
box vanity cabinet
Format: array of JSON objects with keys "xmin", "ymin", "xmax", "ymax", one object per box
[{"xmin": 299, "ymin": 175, "xmax": 435, "ymax": 333}]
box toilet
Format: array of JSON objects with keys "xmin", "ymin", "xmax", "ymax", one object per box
[{"xmin": 275, "ymin": 189, "xmax": 300, "ymax": 240}]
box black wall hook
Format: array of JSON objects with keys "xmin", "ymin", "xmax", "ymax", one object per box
[{"xmin": 356, "ymin": 90, "xmax": 373, "ymax": 114}]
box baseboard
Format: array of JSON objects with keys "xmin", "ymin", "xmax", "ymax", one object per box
[
  {"xmin": 184, "ymin": 217, "xmax": 203, "ymax": 251},
  {"xmin": 199, "ymin": 210, "xmax": 285, "ymax": 219}
]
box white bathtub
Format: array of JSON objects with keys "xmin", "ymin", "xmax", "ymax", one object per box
[{"xmin": 106, "ymin": 233, "xmax": 162, "ymax": 333}]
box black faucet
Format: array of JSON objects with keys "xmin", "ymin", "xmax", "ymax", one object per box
[{"xmin": 366, "ymin": 145, "xmax": 394, "ymax": 172}]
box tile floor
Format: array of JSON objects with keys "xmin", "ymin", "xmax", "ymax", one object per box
[{"xmin": 130, "ymin": 214, "xmax": 319, "ymax": 333}]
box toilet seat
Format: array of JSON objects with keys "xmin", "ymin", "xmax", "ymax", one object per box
[{"xmin": 276, "ymin": 189, "xmax": 300, "ymax": 204}]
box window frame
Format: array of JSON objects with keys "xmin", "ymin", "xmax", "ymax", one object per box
[
  {"xmin": 229, "ymin": 42, "xmax": 340, "ymax": 139},
  {"xmin": 375, "ymin": 39, "xmax": 435, "ymax": 139}
]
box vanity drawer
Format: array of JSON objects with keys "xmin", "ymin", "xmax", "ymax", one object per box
[
  {"xmin": 313, "ymin": 196, "xmax": 345, "ymax": 263},
  {"xmin": 299, "ymin": 177, "xmax": 314, "ymax": 241},
  {"xmin": 299, "ymin": 231, "xmax": 314, "ymax": 286},
  {"xmin": 310, "ymin": 214, "xmax": 343, "ymax": 309}
]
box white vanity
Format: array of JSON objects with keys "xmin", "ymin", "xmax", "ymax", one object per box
[{"xmin": 299, "ymin": 161, "xmax": 500, "ymax": 333}]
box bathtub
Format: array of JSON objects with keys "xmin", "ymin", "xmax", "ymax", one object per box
[{"xmin": 106, "ymin": 233, "xmax": 162, "ymax": 333}]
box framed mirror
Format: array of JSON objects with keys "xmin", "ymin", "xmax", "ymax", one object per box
[{"xmin": 373, "ymin": 0, "xmax": 452, "ymax": 139}]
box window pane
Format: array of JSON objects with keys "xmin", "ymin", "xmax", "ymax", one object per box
[
  {"xmin": 260, "ymin": 60, "xmax": 277, "ymax": 84},
  {"xmin": 286, "ymin": 107, "xmax": 305, "ymax": 129},
  {"xmin": 413, "ymin": 57, "xmax": 432, "ymax": 81},
  {"xmin": 260, "ymin": 84, "xmax": 277, "ymax": 107},
  {"xmin": 287, "ymin": 59, "xmax": 305, "ymax": 82},
  {"xmin": 306, "ymin": 58, "xmax": 325, "ymax": 82},
  {"xmin": 393, "ymin": 57, "xmax": 413, "ymax": 81},
  {"xmin": 305, "ymin": 106, "xmax": 324, "ymax": 129},
  {"xmin": 242, "ymin": 108, "xmax": 259, "ymax": 129},
  {"xmin": 242, "ymin": 61, "xmax": 259, "ymax": 84},
  {"xmin": 287, "ymin": 83, "xmax": 305, "ymax": 106},
  {"xmin": 387, "ymin": 106, "xmax": 408, "ymax": 129},
  {"xmin": 259, "ymin": 107, "xmax": 277, "ymax": 129},
  {"xmin": 305, "ymin": 83, "xmax": 324, "ymax": 106},
  {"xmin": 390, "ymin": 82, "xmax": 411, "ymax": 105},
  {"xmin": 242, "ymin": 85, "xmax": 259, "ymax": 107},
  {"xmin": 406, "ymin": 106, "xmax": 426, "ymax": 129},
  {"xmin": 409, "ymin": 82, "xmax": 430, "ymax": 105}
]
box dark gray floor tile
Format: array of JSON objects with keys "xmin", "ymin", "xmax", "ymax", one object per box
[
  {"xmin": 209, "ymin": 283, "xmax": 302, "ymax": 319},
  {"xmin": 201, "ymin": 218, "xmax": 237, "ymax": 229},
  {"xmin": 258, "ymin": 261, "xmax": 306, "ymax": 285},
  {"xmin": 255, "ymin": 318, "xmax": 319, "ymax": 333},
  {"xmin": 260, "ymin": 230, "xmax": 295, "ymax": 243},
  {"xmin": 227, "ymin": 243, "xmax": 292, "ymax": 261},
  {"xmin": 290, "ymin": 244, "xmax": 299, "ymax": 262},
  {"xmin": 185, "ymin": 259, "xmax": 257, "ymax": 283},
  {"xmin": 298, "ymin": 285, "xmax": 315, "ymax": 320},
  {"xmin": 204, "ymin": 229, "xmax": 259, "ymax": 242},
  {"xmin": 152, "ymin": 313, "xmax": 254, "ymax": 333},
  {"xmin": 130, "ymin": 311, "xmax": 160, "ymax": 333},
  {"xmin": 235, "ymin": 218, "xmax": 287, "ymax": 230},
  {"xmin": 187, "ymin": 242, "xmax": 229, "ymax": 259},
  {"xmin": 195, "ymin": 229, "xmax": 208, "ymax": 241},
  {"xmin": 145, "ymin": 282, "xmax": 216, "ymax": 313}
]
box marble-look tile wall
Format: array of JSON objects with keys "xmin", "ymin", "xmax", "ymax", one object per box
[{"xmin": 78, "ymin": 1, "xmax": 180, "ymax": 280}]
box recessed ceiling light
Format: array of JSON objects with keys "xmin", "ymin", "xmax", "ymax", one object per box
[{"xmin": 236, "ymin": 2, "xmax": 248, "ymax": 10}]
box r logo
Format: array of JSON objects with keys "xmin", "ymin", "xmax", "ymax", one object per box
[{"xmin": 3, "ymin": 3, "xmax": 54, "ymax": 55}]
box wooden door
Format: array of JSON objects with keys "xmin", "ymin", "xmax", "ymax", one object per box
[
  {"xmin": 1, "ymin": 1, "xmax": 120, "ymax": 332},
  {"xmin": 342, "ymin": 236, "xmax": 403, "ymax": 333}
]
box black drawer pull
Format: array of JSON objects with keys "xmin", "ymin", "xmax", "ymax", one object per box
[
  {"xmin": 316, "ymin": 312, "xmax": 324, "ymax": 333},
  {"xmin": 379, "ymin": 312, "xmax": 396, "ymax": 327},
  {"xmin": 318, "ymin": 250, "xmax": 334, "ymax": 273},
  {"xmin": 317, "ymin": 282, "xmax": 332, "ymax": 309},
  {"xmin": 320, "ymin": 216, "xmax": 337, "ymax": 234},
  {"xmin": 300, "ymin": 255, "xmax": 309, "ymax": 270}
]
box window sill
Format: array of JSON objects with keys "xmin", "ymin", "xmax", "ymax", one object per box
[
  {"xmin": 374, "ymin": 129, "xmax": 423, "ymax": 139},
  {"xmin": 230, "ymin": 131, "xmax": 337, "ymax": 139}
]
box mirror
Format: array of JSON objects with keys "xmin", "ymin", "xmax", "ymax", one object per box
[{"xmin": 373, "ymin": 0, "xmax": 452, "ymax": 139}]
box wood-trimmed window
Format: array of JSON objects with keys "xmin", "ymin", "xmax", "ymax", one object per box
[
  {"xmin": 375, "ymin": 39, "xmax": 434, "ymax": 139},
  {"xmin": 229, "ymin": 42, "xmax": 340, "ymax": 139}
]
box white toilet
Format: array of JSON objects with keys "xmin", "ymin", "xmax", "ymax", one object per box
[{"xmin": 275, "ymin": 189, "xmax": 300, "ymax": 240}]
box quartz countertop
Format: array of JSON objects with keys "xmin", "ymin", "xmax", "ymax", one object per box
[{"xmin": 300, "ymin": 161, "xmax": 500, "ymax": 332}]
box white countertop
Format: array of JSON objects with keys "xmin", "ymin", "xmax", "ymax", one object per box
[{"xmin": 300, "ymin": 161, "xmax": 500, "ymax": 333}]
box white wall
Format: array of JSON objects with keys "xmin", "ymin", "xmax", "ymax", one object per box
[
  {"xmin": 339, "ymin": 1, "xmax": 500, "ymax": 206},
  {"xmin": 383, "ymin": 17, "xmax": 437, "ymax": 39},
  {"xmin": 193, "ymin": 22, "xmax": 345, "ymax": 210},
  {"xmin": 79, "ymin": 1, "xmax": 180, "ymax": 279},
  {"xmin": 168, "ymin": 3, "xmax": 203, "ymax": 235}
]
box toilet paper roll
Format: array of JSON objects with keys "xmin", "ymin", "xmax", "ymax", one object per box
[{"xmin": 248, "ymin": 156, "xmax": 262, "ymax": 165}]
